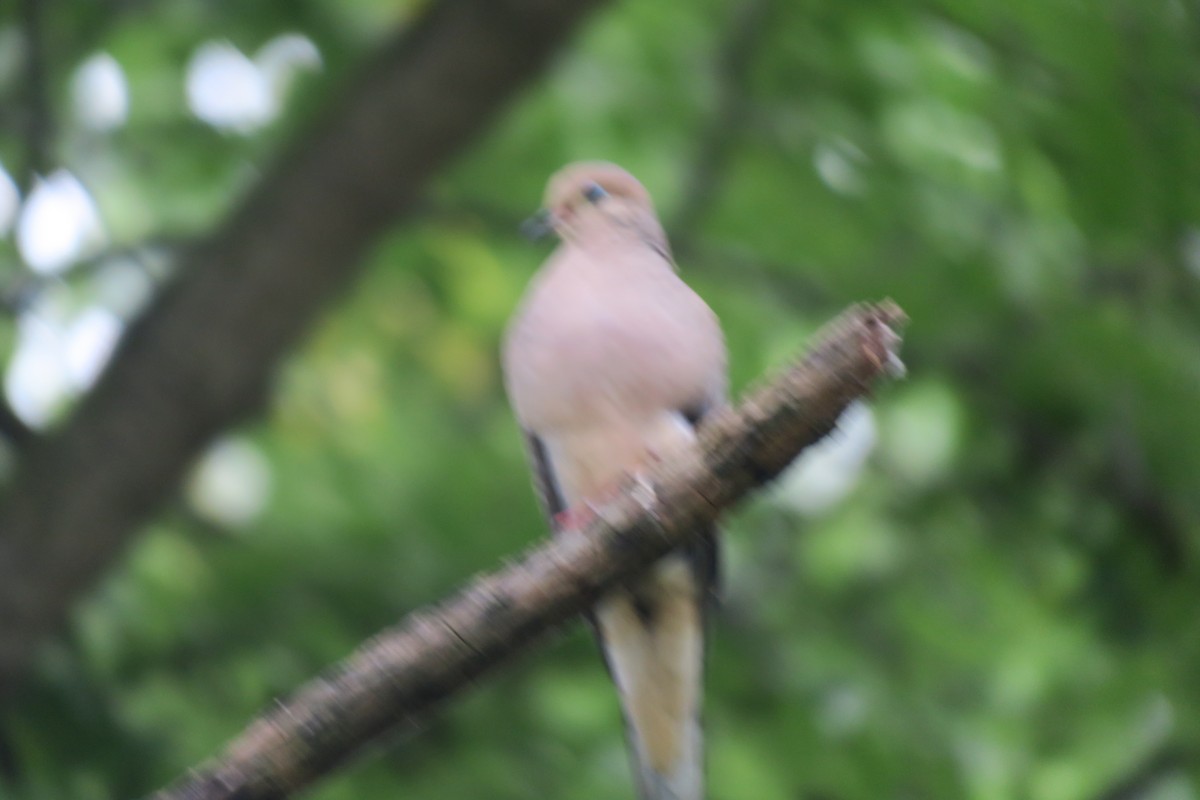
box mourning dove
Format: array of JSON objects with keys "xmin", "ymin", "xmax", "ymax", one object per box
[{"xmin": 503, "ymin": 162, "xmax": 726, "ymax": 800}]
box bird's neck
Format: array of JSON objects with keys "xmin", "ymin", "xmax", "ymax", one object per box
[{"xmin": 569, "ymin": 215, "xmax": 673, "ymax": 266}]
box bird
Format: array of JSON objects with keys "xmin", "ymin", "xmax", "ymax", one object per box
[{"xmin": 502, "ymin": 162, "xmax": 726, "ymax": 800}]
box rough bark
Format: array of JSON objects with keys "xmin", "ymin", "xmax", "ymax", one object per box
[
  {"xmin": 0, "ymin": 0, "xmax": 609, "ymax": 697},
  {"xmin": 152, "ymin": 301, "xmax": 906, "ymax": 800}
]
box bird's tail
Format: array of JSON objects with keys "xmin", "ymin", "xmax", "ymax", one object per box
[
  {"xmin": 630, "ymin": 720, "xmax": 704, "ymax": 800},
  {"xmin": 594, "ymin": 552, "xmax": 709, "ymax": 800}
]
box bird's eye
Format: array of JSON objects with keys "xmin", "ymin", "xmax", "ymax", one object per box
[{"xmin": 582, "ymin": 182, "xmax": 607, "ymax": 203}]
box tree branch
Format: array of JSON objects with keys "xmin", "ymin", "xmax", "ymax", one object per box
[
  {"xmin": 151, "ymin": 301, "xmax": 906, "ymax": 800},
  {"xmin": 0, "ymin": 0, "xmax": 610, "ymax": 698}
]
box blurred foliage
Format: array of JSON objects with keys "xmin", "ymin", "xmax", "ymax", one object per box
[{"xmin": 1, "ymin": 0, "xmax": 1199, "ymax": 798}]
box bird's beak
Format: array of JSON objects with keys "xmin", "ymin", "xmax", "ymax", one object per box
[{"xmin": 520, "ymin": 209, "xmax": 557, "ymax": 241}]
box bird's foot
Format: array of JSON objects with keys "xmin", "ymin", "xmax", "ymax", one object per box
[
  {"xmin": 628, "ymin": 470, "xmax": 658, "ymax": 512},
  {"xmin": 553, "ymin": 503, "xmax": 599, "ymax": 532},
  {"xmin": 552, "ymin": 471, "xmax": 659, "ymax": 533}
]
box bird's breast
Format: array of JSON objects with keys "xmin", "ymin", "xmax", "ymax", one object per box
[{"xmin": 504, "ymin": 269, "xmax": 723, "ymax": 431}]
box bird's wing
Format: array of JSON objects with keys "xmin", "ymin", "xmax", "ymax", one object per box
[{"xmin": 521, "ymin": 430, "xmax": 566, "ymax": 525}]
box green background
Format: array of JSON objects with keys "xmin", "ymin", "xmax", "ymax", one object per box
[{"xmin": 1, "ymin": 0, "xmax": 1198, "ymax": 798}]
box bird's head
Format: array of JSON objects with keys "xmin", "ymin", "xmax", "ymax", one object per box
[{"xmin": 522, "ymin": 162, "xmax": 662, "ymax": 246}]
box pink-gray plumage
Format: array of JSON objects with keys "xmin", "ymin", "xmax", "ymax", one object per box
[{"xmin": 503, "ymin": 162, "xmax": 726, "ymax": 800}]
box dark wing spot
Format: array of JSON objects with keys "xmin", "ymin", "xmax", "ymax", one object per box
[
  {"xmin": 679, "ymin": 400, "xmax": 713, "ymax": 428},
  {"xmin": 526, "ymin": 432, "xmax": 566, "ymax": 521}
]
